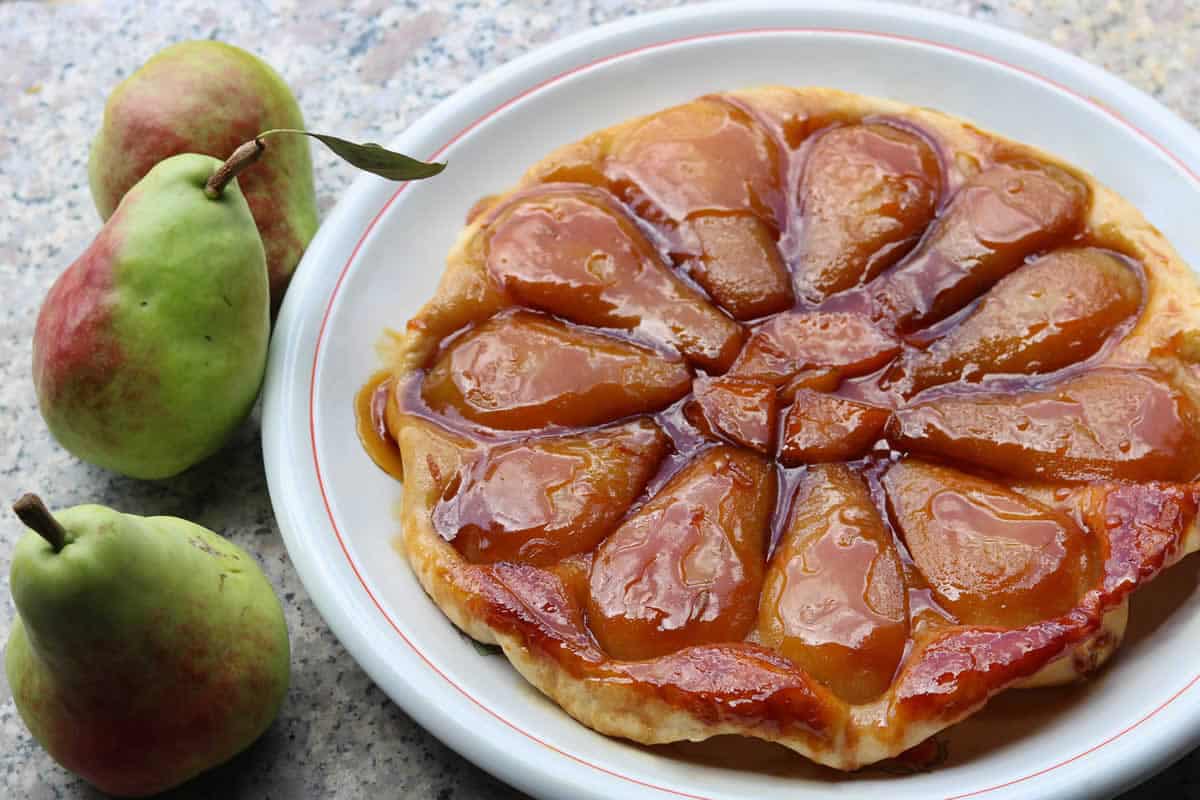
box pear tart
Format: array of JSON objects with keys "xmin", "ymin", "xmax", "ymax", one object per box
[{"xmin": 360, "ymin": 88, "xmax": 1200, "ymax": 769}]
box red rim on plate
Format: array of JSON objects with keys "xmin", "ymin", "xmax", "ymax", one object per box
[{"xmin": 307, "ymin": 27, "xmax": 1200, "ymax": 799}]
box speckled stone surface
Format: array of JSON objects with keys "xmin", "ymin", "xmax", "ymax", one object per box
[{"xmin": 1, "ymin": 0, "xmax": 1198, "ymax": 798}]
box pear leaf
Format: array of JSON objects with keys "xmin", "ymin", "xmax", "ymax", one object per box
[
  {"xmin": 207, "ymin": 130, "xmax": 446, "ymax": 201},
  {"xmin": 296, "ymin": 132, "xmax": 445, "ymax": 180}
]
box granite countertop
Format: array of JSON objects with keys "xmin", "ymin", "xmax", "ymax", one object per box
[{"xmin": 2, "ymin": 0, "xmax": 1199, "ymax": 798}]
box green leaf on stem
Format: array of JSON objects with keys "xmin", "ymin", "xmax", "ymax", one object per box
[{"xmin": 260, "ymin": 128, "xmax": 446, "ymax": 180}]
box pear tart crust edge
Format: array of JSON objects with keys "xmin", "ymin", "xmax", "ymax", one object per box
[{"xmin": 381, "ymin": 87, "xmax": 1200, "ymax": 769}]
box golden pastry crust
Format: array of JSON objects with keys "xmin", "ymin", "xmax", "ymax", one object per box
[{"xmin": 378, "ymin": 87, "xmax": 1200, "ymax": 769}]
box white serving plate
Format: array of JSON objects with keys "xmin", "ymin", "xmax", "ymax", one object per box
[{"xmin": 262, "ymin": 3, "xmax": 1200, "ymax": 798}]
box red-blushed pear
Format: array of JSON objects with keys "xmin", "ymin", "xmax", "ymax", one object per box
[
  {"xmin": 88, "ymin": 40, "xmax": 317, "ymax": 310},
  {"xmin": 45, "ymin": 124, "xmax": 443, "ymax": 479},
  {"xmin": 5, "ymin": 494, "xmax": 291, "ymax": 798},
  {"xmin": 34, "ymin": 153, "xmax": 269, "ymax": 479}
]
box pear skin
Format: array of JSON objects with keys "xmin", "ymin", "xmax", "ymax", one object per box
[
  {"xmin": 34, "ymin": 153, "xmax": 269, "ymax": 479},
  {"xmin": 88, "ymin": 40, "xmax": 317, "ymax": 309},
  {"xmin": 6, "ymin": 500, "xmax": 290, "ymax": 798}
]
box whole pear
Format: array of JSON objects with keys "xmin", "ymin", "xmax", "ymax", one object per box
[
  {"xmin": 6, "ymin": 495, "xmax": 290, "ymax": 797},
  {"xmin": 89, "ymin": 40, "xmax": 317, "ymax": 309},
  {"xmin": 34, "ymin": 153, "xmax": 268, "ymax": 479}
]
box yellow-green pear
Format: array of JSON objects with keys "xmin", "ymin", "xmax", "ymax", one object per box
[
  {"xmin": 33, "ymin": 153, "xmax": 269, "ymax": 479},
  {"xmin": 6, "ymin": 494, "xmax": 290, "ymax": 797}
]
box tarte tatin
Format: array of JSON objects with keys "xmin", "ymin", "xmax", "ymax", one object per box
[{"xmin": 357, "ymin": 87, "xmax": 1200, "ymax": 770}]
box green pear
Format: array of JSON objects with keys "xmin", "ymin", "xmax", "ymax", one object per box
[
  {"xmin": 6, "ymin": 494, "xmax": 290, "ymax": 797},
  {"xmin": 33, "ymin": 153, "xmax": 268, "ymax": 479},
  {"xmin": 89, "ymin": 40, "xmax": 317, "ymax": 310}
]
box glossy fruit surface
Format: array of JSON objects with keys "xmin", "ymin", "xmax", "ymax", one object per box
[
  {"xmin": 685, "ymin": 376, "xmax": 777, "ymax": 453},
  {"xmin": 370, "ymin": 87, "xmax": 1200, "ymax": 758},
  {"xmin": 883, "ymin": 460, "xmax": 1098, "ymax": 627},
  {"xmin": 779, "ymin": 390, "xmax": 890, "ymax": 466},
  {"xmin": 586, "ymin": 447, "xmax": 774, "ymax": 660},
  {"xmin": 435, "ymin": 419, "xmax": 669, "ymax": 564},
  {"xmin": 487, "ymin": 189, "xmax": 744, "ymax": 371},
  {"xmin": 729, "ymin": 311, "xmax": 899, "ymax": 385},
  {"xmin": 886, "ymin": 247, "xmax": 1142, "ymax": 394},
  {"xmin": 888, "ymin": 369, "xmax": 1200, "ymax": 482},
  {"xmin": 758, "ymin": 465, "xmax": 907, "ymax": 703},
  {"xmin": 871, "ymin": 160, "xmax": 1088, "ymax": 331},
  {"xmin": 793, "ymin": 123, "xmax": 940, "ymax": 301},
  {"xmin": 422, "ymin": 311, "xmax": 692, "ymax": 429}
]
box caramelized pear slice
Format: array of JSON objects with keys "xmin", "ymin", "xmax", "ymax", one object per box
[
  {"xmin": 888, "ymin": 369, "xmax": 1200, "ymax": 482},
  {"xmin": 883, "ymin": 460, "xmax": 1098, "ymax": 627},
  {"xmin": 779, "ymin": 368, "xmax": 842, "ymax": 402},
  {"xmin": 872, "ymin": 161, "xmax": 1088, "ymax": 331},
  {"xmin": 487, "ymin": 192, "xmax": 744, "ymax": 371},
  {"xmin": 758, "ymin": 464, "xmax": 907, "ymax": 703},
  {"xmin": 729, "ymin": 311, "xmax": 899, "ymax": 386},
  {"xmin": 587, "ymin": 446, "xmax": 775, "ymax": 661},
  {"xmin": 423, "ymin": 311, "xmax": 692, "ymax": 430},
  {"xmin": 434, "ymin": 419, "xmax": 670, "ymax": 565},
  {"xmin": 607, "ymin": 98, "xmax": 782, "ymax": 223},
  {"xmin": 690, "ymin": 213, "xmax": 794, "ymax": 320},
  {"xmin": 684, "ymin": 376, "xmax": 778, "ymax": 454},
  {"xmin": 794, "ymin": 124, "xmax": 940, "ymax": 301},
  {"xmin": 779, "ymin": 390, "xmax": 890, "ymax": 466},
  {"xmin": 887, "ymin": 247, "xmax": 1142, "ymax": 394}
]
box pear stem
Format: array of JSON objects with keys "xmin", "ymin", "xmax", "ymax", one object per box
[
  {"xmin": 204, "ymin": 137, "xmax": 267, "ymax": 199},
  {"xmin": 13, "ymin": 494, "xmax": 67, "ymax": 553}
]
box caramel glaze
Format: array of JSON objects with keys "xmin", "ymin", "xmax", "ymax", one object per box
[
  {"xmin": 355, "ymin": 92, "xmax": 1200, "ymax": 748},
  {"xmin": 356, "ymin": 371, "xmax": 405, "ymax": 480}
]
